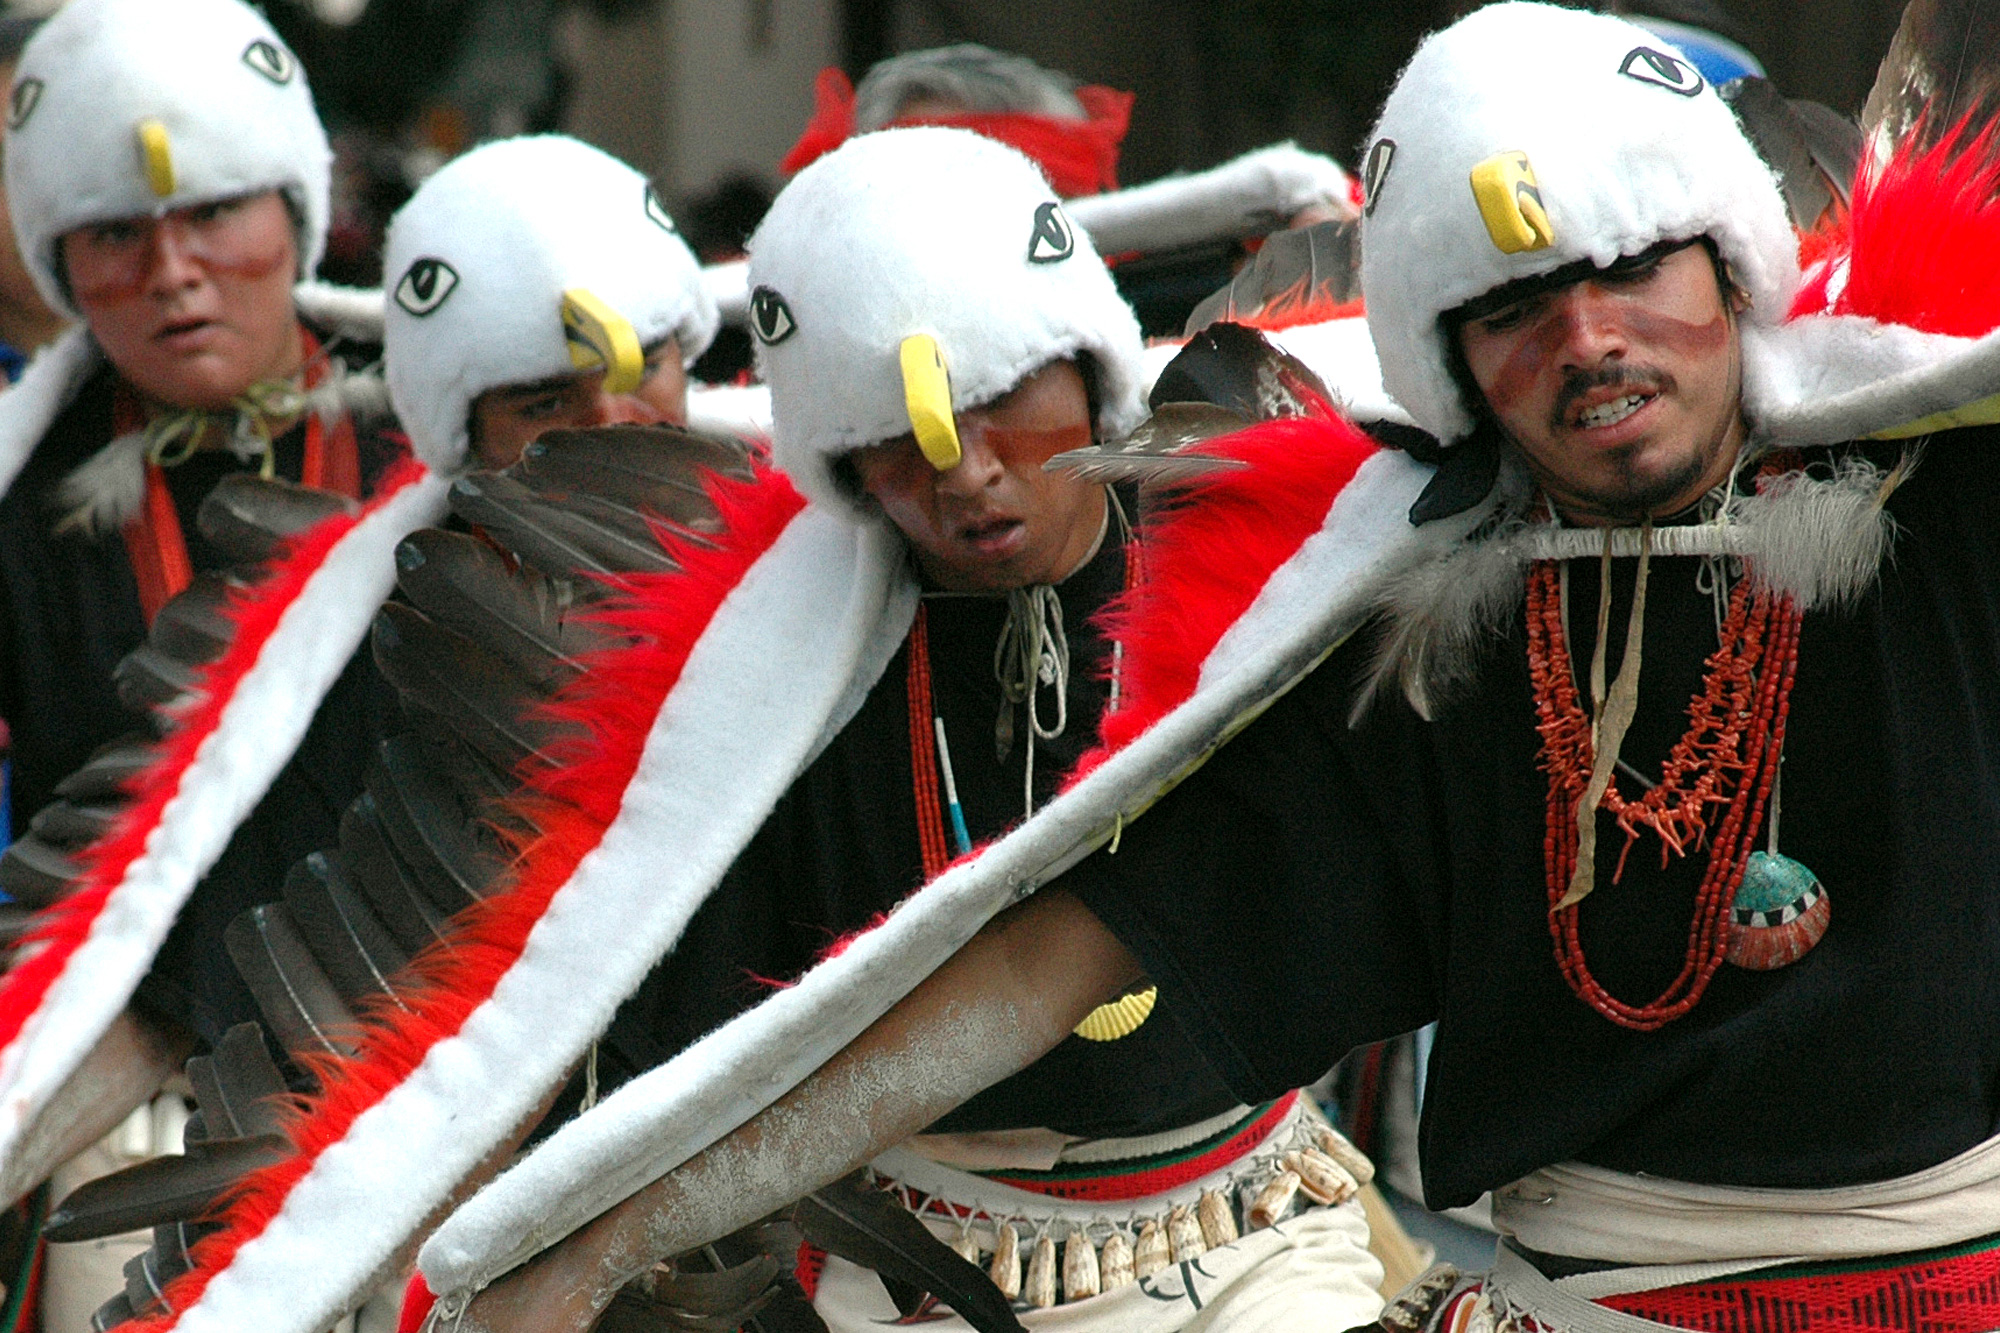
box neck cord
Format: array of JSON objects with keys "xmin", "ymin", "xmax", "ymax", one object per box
[
  {"xmin": 907, "ymin": 487, "xmax": 1135, "ymax": 875},
  {"xmin": 112, "ymin": 330, "xmax": 361, "ymax": 623}
]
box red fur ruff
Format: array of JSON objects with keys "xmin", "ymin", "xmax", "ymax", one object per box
[
  {"xmin": 1073, "ymin": 406, "xmax": 1379, "ymax": 780},
  {"xmin": 134, "ymin": 464, "xmax": 808, "ymax": 1331},
  {"xmin": 0, "ymin": 455, "xmax": 430, "ymax": 1061},
  {"xmin": 1790, "ymin": 116, "xmax": 2000, "ymax": 336}
]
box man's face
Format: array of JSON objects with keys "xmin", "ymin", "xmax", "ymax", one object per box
[
  {"xmin": 468, "ymin": 337, "xmax": 688, "ymax": 470},
  {"xmin": 848, "ymin": 358, "xmax": 1105, "ymax": 592},
  {"xmin": 63, "ymin": 190, "xmax": 302, "ymax": 411},
  {"xmin": 1455, "ymin": 241, "xmax": 1746, "ymax": 526}
]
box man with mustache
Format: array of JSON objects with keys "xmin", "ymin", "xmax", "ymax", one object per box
[{"xmin": 426, "ymin": 6, "xmax": 2000, "ymax": 1333}]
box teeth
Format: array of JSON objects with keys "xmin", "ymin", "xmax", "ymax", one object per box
[{"xmin": 1578, "ymin": 393, "xmax": 1648, "ymax": 429}]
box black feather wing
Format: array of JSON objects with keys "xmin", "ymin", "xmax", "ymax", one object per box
[
  {"xmin": 194, "ymin": 474, "xmax": 358, "ymax": 568},
  {"xmin": 1182, "ymin": 217, "xmax": 1361, "ymax": 337},
  {"xmin": 1862, "ymin": 0, "xmax": 2000, "ymax": 148}
]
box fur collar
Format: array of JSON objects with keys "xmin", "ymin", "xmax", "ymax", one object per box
[{"xmin": 1357, "ymin": 442, "xmax": 1914, "ymax": 722}]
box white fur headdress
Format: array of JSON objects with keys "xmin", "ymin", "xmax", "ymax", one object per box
[
  {"xmin": 747, "ymin": 126, "xmax": 1147, "ymax": 510},
  {"xmin": 383, "ymin": 135, "xmax": 719, "ymax": 465},
  {"xmin": 5, "ymin": 0, "xmax": 333, "ymax": 318},
  {"xmin": 1359, "ymin": 1, "xmax": 1797, "ymax": 443}
]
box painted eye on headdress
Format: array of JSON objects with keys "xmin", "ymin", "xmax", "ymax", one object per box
[
  {"xmin": 749, "ymin": 286, "xmax": 796, "ymax": 345},
  {"xmin": 7, "ymin": 77, "xmax": 40, "ymax": 130},
  {"xmin": 1027, "ymin": 201, "xmax": 1075, "ymax": 264},
  {"xmin": 394, "ymin": 258, "xmax": 460, "ymax": 317},
  {"xmin": 242, "ymin": 39, "xmax": 298, "ymax": 86},
  {"xmin": 1619, "ymin": 47, "xmax": 1703, "ymax": 97},
  {"xmin": 1362, "ymin": 139, "xmax": 1396, "ymax": 217},
  {"xmin": 644, "ymin": 184, "xmax": 677, "ymax": 233}
]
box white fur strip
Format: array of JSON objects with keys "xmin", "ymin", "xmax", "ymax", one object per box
[
  {"xmin": 1066, "ymin": 144, "xmax": 1350, "ymax": 257},
  {"xmin": 294, "ymin": 281, "xmax": 386, "ymax": 346},
  {"xmin": 418, "ymin": 448, "xmax": 1457, "ymax": 1297},
  {"xmin": 0, "ymin": 471, "xmax": 449, "ymax": 1175},
  {"xmin": 1742, "ymin": 316, "xmax": 2000, "ymax": 445},
  {"xmin": 0, "ymin": 327, "xmax": 99, "ymax": 503},
  {"xmin": 169, "ymin": 508, "xmax": 914, "ymax": 1333}
]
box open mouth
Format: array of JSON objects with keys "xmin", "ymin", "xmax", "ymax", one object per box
[
  {"xmin": 156, "ymin": 317, "xmax": 215, "ymax": 343},
  {"xmin": 957, "ymin": 515, "xmax": 1025, "ymax": 556},
  {"xmin": 1573, "ymin": 391, "xmax": 1655, "ymax": 431}
]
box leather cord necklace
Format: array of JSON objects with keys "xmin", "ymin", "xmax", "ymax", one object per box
[{"xmin": 115, "ymin": 329, "xmax": 361, "ymax": 624}]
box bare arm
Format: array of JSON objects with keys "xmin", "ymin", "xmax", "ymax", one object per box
[
  {"xmin": 0, "ymin": 1006, "xmax": 193, "ymax": 1209},
  {"xmin": 445, "ymin": 887, "xmax": 1141, "ymax": 1333}
]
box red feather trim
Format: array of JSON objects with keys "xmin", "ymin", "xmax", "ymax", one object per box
[
  {"xmin": 1074, "ymin": 406, "xmax": 1379, "ymax": 781},
  {"xmin": 133, "ymin": 464, "xmax": 808, "ymax": 1330},
  {"xmin": 0, "ymin": 455, "xmax": 430, "ymax": 1059},
  {"xmin": 1790, "ymin": 115, "xmax": 2000, "ymax": 335}
]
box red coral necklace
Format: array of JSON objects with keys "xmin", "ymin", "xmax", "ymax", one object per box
[{"xmin": 1525, "ymin": 458, "xmax": 1823, "ymax": 1031}]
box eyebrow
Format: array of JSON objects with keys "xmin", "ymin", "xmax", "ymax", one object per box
[{"xmin": 485, "ymin": 335, "xmax": 677, "ymax": 400}]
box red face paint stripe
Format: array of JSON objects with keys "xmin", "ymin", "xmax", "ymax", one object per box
[{"xmin": 133, "ymin": 462, "xmax": 808, "ymax": 1331}]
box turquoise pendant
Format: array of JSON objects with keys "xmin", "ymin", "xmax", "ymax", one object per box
[{"xmin": 1725, "ymin": 851, "xmax": 1829, "ymax": 971}]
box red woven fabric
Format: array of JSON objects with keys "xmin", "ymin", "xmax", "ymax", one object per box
[
  {"xmin": 979, "ymin": 1092, "xmax": 1297, "ymax": 1202},
  {"xmin": 780, "ymin": 66, "xmax": 1132, "ymax": 197},
  {"xmin": 1597, "ymin": 1242, "xmax": 2000, "ymax": 1332}
]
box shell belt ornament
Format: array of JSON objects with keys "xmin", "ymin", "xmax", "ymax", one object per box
[{"xmin": 893, "ymin": 1121, "xmax": 1373, "ymax": 1311}]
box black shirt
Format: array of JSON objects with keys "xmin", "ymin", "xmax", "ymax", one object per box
[
  {"xmin": 0, "ymin": 350, "xmax": 406, "ymax": 1047},
  {"xmin": 1069, "ymin": 431, "xmax": 2000, "ymax": 1208},
  {"xmin": 597, "ymin": 501, "xmax": 1243, "ymax": 1139}
]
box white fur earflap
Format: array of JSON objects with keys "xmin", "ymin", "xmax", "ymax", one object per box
[
  {"xmin": 747, "ymin": 126, "xmax": 1147, "ymax": 511},
  {"xmin": 6, "ymin": 0, "xmax": 332, "ymax": 318},
  {"xmin": 1360, "ymin": 1, "xmax": 1797, "ymax": 443},
  {"xmin": 382, "ymin": 135, "xmax": 719, "ymax": 473}
]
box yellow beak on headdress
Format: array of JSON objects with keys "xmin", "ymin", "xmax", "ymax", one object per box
[
  {"xmin": 1470, "ymin": 150, "xmax": 1556, "ymax": 255},
  {"xmin": 136, "ymin": 118, "xmax": 176, "ymax": 197},
  {"xmin": 561, "ymin": 288, "xmax": 644, "ymax": 394},
  {"xmin": 898, "ymin": 333, "xmax": 961, "ymax": 471}
]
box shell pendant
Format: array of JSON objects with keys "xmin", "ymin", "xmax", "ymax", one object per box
[{"xmin": 1725, "ymin": 851, "xmax": 1829, "ymax": 971}]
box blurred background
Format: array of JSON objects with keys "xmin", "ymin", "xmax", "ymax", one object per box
[{"xmin": 2, "ymin": 0, "xmax": 1910, "ymax": 284}]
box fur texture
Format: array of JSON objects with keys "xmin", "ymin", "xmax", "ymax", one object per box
[
  {"xmin": 1805, "ymin": 118, "xmax": 2000, "ymax": 334},
  {"xmin": 750, "ymin": 128, "xmax": 1147, "ymax": 512},
  {"xmin": 1360, "ymin": 3, "xmax": 1797, "ymax": 444},
  {"xmin": 1084, "ymin": 406, "xmax": 1378, "ymax": 766},
  {"xmin": 0, "ymin": 460, "xmax": 446, "ymax": 1187},
  {"xmin": 6, "ymin": 0, "xmax": 331, "ymax": 316},
  {"xmin": 383, "ymin": 135, "xmax": 718, "ymax": 472},
  {"xmin": 142, "ymin": 477, "xmax": 916, "ymax": 1333},
  {"xmin": 1355, "ymin": 450, "xmax": 1907, "ymax": 721}
]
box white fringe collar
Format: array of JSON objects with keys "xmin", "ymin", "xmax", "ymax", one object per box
[{"xmin": 1357, "ymin": 442, "xmax": 1915, "ymax": 722}]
